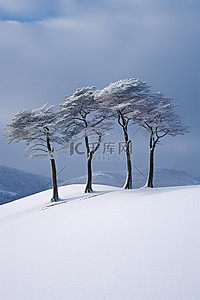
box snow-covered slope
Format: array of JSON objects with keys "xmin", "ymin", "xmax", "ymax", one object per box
[
  {"xmin": 0, "ymin": 184, "xmax": 200, "ymax": 300},
  {"xmin": 62, "ymin": 168, "xmax": 200, "ymax": 188},
  {"xmin": 1, "ymin": 165, "xmax": 199, "ymax": 206},
  {"xmin": 0, "ymin": 165, "xmax": 50, "ymax": 205}
]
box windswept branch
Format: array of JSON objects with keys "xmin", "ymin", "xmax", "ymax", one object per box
[{"xmin": 91, "ymin": 132, "xmax": 102, "ymax": 155}]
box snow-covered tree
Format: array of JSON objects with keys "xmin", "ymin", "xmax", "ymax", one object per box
[
  {"xmin": 6, "ymin": 105, "xmax": 64, "ymax": 202},
  {"xmin": 96, "ymin": 78, "xmax": 150, "ymax": 189},
  {"xmin": 58, "ymin": 86, "xmax": 112, "ymax": 193},
  {"xmin": 137, "ymin": 92, "xmax": 189, "ymax": 188}
]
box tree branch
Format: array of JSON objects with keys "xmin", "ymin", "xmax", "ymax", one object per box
[
  {"xmin": 92, "ymin": 132, "xmax": 102, "ymax": 154},
  {"xmin": 156, "ymin": 127, "xmax": 169, "ymax": 139}
]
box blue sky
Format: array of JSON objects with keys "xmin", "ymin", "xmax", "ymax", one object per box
[{"xmin": 0, "ymin": 0, "xmax": 199, "ymax": 179}]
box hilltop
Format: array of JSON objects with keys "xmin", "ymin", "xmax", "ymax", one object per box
[{"xmin": 0, "ymin": 184, "xmax": 200, "ymax": 300}]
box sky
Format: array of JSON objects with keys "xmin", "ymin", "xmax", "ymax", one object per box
[{"xmin": 0, "ymin": 0, "xmax": 200, "ymax": 181}]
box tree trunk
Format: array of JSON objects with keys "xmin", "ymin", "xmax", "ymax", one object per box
[
  {"xmin": 50, "ymin": 158, "xmax": 59, "ymax": 202},
  {"xmin": 84, "ymin": 132, "xmax": 101, "ymax": 193},
  {"xmin": 84, "ymin": 134, "xmax": 93, "ymax": 193},
  {"xmin": 146, "ymin": 143, "xmax": 156, "ymax": 188},
  {"xmin": 123, "ymin": 143, "xmax": 132, "ymax": 189},
  {"xmin": 85, "ymin": 153, "xmax": 93, "ymax": 193},
  {"xmin": 45, "ymin": 127, "xmax": 59, "ymax": 202},
  {"xmin": 145, "ymin": 126, "xmax": 165, "ymax": 188},
  {"xmin": 117, "ymin": 110, "xmax": 132, "ymax": 189},
  {"xmin": 123, "ymin": 131, "xmax": 132, "ymax": 189}
]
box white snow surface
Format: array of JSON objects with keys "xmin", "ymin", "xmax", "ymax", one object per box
[{"xmin": 0, "ymin": 184, "xmax": 200, "ymax": 300}]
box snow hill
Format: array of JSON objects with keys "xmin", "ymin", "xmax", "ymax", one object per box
[
  {"xmin": 0, "ymin": 165, "xmax": 51, "ymax": 205},
  {"xmin": 0, "ymin": 184, "xmax": 200, "ymax": 300},
  {"xmin": 62, "ymin": 168, "xmax": 200, "ymax": 188},
  {"xmin": 1, "ymin": 164, "xmax": 199, "ymax": 206}
]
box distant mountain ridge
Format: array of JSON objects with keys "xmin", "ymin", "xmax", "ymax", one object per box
[
  {"xmin": 0, "ymin": 165, "xmax": 51, "ymax": 205},
  {"xmin": 62, "ymin": 168, "xmax": 200, "ymax": 189}
]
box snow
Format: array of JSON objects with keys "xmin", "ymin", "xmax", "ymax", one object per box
[
  {"xmin": 0, "ymin": 184, "xmax": 200, "ymax": 300},
  {"xmin": 1, "ymin": 165, "xmax": 199, "ymax": 206}
]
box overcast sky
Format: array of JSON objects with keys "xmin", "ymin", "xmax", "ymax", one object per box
[{"xmin": 0, "ymin": 0, "xmax": 199, "ymax": 180}]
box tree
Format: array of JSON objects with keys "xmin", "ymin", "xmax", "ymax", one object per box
[
  {"xmin": 96, "ymin": 78, "xmax": 149, "ymax": 189},
  {"xmin": 137, "ymin": 92, "xmax": 189, "ymax": 188},
  {"xmin": 58, "ymin": 86, "xmax": 112, "ymax": 193},
  {"xmin": 6, "ymin": 104, "xmax": 64, "ymax": 202}
]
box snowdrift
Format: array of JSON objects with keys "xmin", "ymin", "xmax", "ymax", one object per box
[{"xmin": 0, "ymin": 184, "xmax": 200, "ymax": 300}]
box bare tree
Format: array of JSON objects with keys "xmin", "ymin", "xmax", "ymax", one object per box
[
  {"xmin": 58, "ymin": 87, "xmax": 112, "ymax": 193},
  {"xmin": 136, "ymin": 92, "xmax": 189, "ymax": 188},
  {"xmin": 96, "ymin": 78, "xmax": 149, "ymax": 189},
  {"xmin": 6, "ymin": 105, "xmax": 64, "ymax": 202}
]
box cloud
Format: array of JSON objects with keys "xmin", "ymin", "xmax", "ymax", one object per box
[
  {"xmin": 0, "ymin": 1, "xmax": 199, "ymax": 119},
  {"xmin": 0, "ymin": 0, "xmax": 62, "ymax": 21},
  {"xmin": 1, "ymin": 0, "xmax": 200, "ymax": 21},
  {"xmin": 0, "ymin": 0, "xmax": 199, "ymax": 176},
  {"xmin": 0, "ymin": 0, "xmax": 37, "ymax": 15},
  {"xmin": 0, "ymin": 0, "xmax": 88, "ymax": 21}
]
